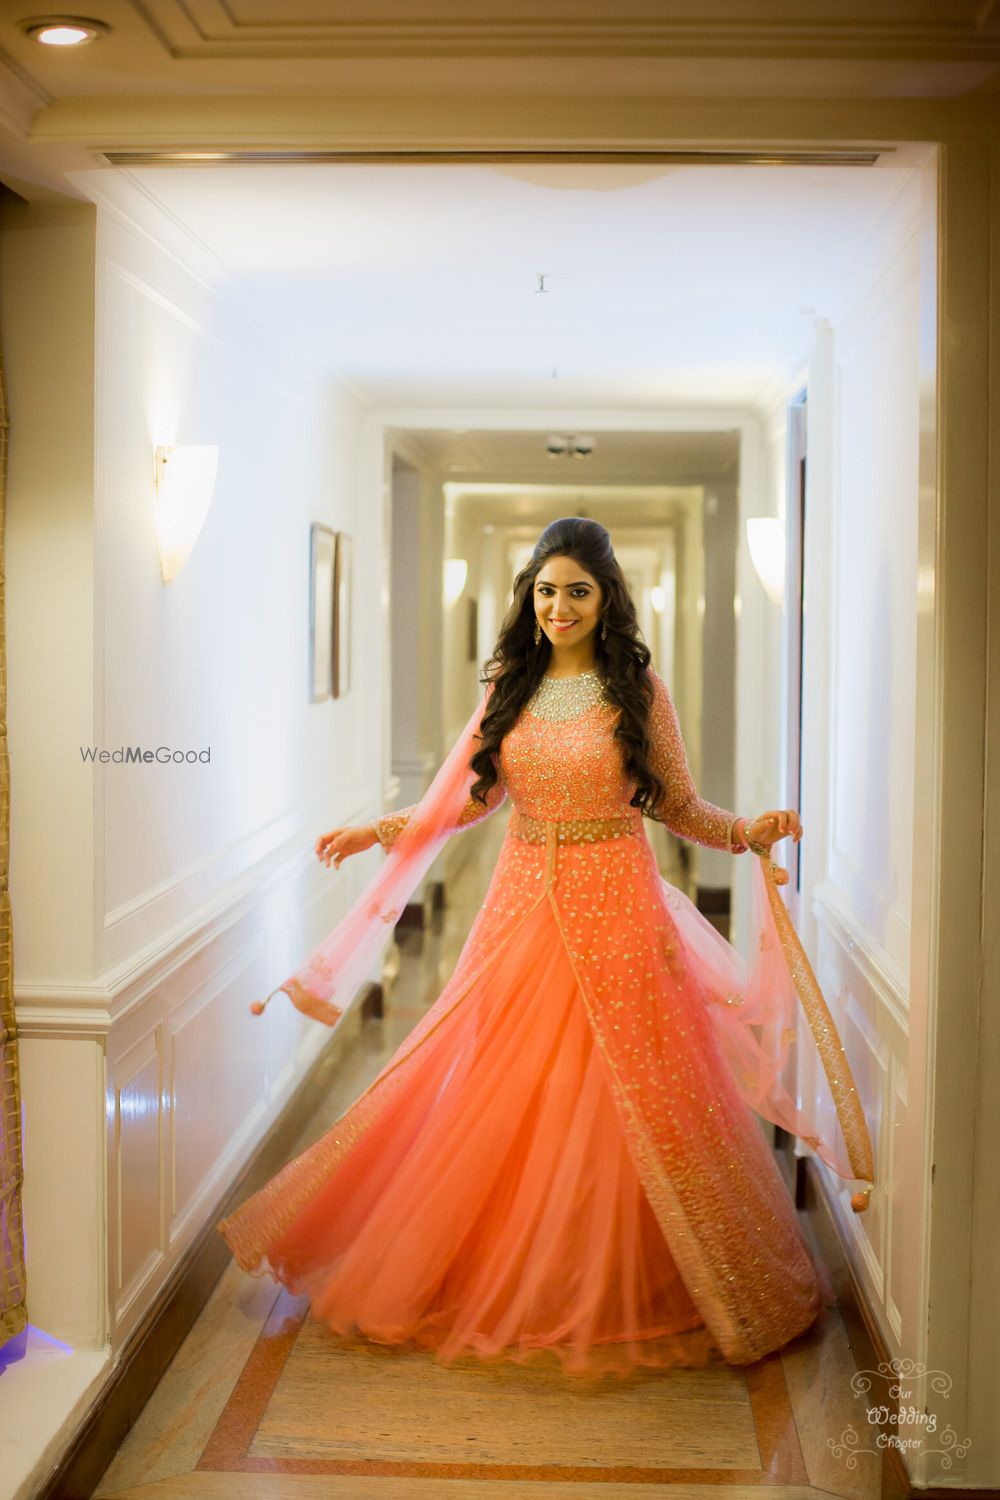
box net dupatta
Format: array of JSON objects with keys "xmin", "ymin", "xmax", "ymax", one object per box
[
  {"xmin": 742, "ymin": 845, "xmax": 875, "ymax": 1206},
  {"xmin": 250, "ymin": 682, "xmax": 496, "ymax": 1028},
  {"xmin": 661, "ymin": 842, "xmax": 875, "ymax": 1209}
]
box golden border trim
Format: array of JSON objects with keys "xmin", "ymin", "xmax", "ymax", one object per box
[{"xmin": 750, "ymin": 844, "xmax": 875, "ymax": 1198}]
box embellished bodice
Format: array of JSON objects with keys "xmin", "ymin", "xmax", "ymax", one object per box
[
  {"xmin": 500, "ymin": 669, "xmax": 631, "ymax": 821},
  {"xmin": 374, "ymin": 665, "xmax": 746, "ymax": 856},
  {"xmin": 523, "ymin": 667, "xmax": 610, "ymax": 722}
]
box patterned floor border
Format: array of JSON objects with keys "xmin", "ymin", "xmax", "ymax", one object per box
[{"xmin": 195, "ymin": 1287, "xmax": 811, "ymax": 1485}]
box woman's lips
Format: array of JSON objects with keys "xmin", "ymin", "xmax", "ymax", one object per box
[{"xmin": 549, "ymin": 620, "xmax": 578, "ymax": 631}]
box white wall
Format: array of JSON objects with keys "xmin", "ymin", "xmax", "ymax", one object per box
[
  {"xmin": 698, "ymin": 477, "xmax": 739, "ymax": 892},
  {"xmin": 4, "ymin": 200, "xmax": 97, "ymax": 986},
  {"xmin": 798, "ymin": 171, "xmax": 925, "ymax": 1365},
  {"xmin": 384, "ymin": 448, "xmax": 450, "ymax": 898},
  {"xmin": 443, "ymin": 481, "xmax": 482, "ymax": 739},
  {"xmin": 5, "ymin": 190, "xmax": 381, "ymax": 1359},
  {"xmin": 732, "ymin": 165, "xmax": 929, "ymax": 1405}
]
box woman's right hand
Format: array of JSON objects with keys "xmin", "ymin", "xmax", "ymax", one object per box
[{"xmin": 315, "ymin": 823, "xmax": 378, "ymax": 869}]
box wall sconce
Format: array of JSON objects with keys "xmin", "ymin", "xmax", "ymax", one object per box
[
  {"xmin": 443, "ymin": 557, "xmax": 468, "ymax": 607},
  {"xmin": 745, "ymin": 517, "xmax": 786, "ymax": 607},
  {"xmin": 154, "ymin": 444, "xmax": 218, "ymax": 583}
]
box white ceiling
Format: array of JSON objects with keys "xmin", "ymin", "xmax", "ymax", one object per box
[
  {"xmin": 76, "ymin": 158, "xmax": 917, "ymax": 410},
  {"xmin": 402, "ymin": 427, "xmax": 739, "ymax": 484}
]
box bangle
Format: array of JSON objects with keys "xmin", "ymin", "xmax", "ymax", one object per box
[{"xmin": 731, "ymin": 816, "xmax": 751, "ymax": 853}]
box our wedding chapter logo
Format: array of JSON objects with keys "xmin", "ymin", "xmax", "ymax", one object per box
[
  {"xmin": 79, "ymin": 745, "xmax": 212, "ymax": 764},
  {"xmin": 828, "ymin": 1358, "xmax": 971, "ymax": 1469}
]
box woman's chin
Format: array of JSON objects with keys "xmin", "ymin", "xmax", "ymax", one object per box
[{"xmin": 547, "ymin": 627, "xmax": 593, "ymax": 645}]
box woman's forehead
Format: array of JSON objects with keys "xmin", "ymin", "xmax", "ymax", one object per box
[{"xmin": 536, "ymin": 560, "xmax": 598, "ymax": 586}]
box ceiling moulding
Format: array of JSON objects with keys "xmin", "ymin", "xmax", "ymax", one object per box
[
  {"xmin": 98, "ymin": 147, "xmax": 885, "ymax": 167},
  {"xmin": 123, "ymin": 5, "xmax": 1000, "ymax": 61},
  {"xmin": 28, "ymin": 97, "xmax": 987, "ymax": 154}
]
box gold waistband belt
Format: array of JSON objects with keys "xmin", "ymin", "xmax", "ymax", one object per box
[{"xmin": 508, "ymin": 810, "xmax": 640, "ymax": 845}]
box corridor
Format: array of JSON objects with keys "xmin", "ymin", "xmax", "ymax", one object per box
[{"xmin": 1, "ymin": 7, "xmax": 997, "ymax": 1500}]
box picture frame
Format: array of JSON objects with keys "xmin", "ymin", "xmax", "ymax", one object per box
[
  {"xmin": 309, "ymin": 522, "xmax": 336, "ymax": 702},
  {"xmin": 467, "ymin": 595, "xmax": 478, "ymax": 663},
  {"xmin": 333, "ymin": 530, "xmax": 353, "ymax": 699}
]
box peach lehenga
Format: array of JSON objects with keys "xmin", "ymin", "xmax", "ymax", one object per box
[{"xmin": 219, "ymin": 667, "xmax": 865, "ymax": 1380}]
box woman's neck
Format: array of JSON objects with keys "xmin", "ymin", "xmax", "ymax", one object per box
[{"xmin": 544, "ymin": 654, "xmax": 598, "ymax": 679}]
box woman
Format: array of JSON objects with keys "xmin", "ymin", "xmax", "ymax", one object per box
[{"xmin": 218, "ymin": 516, "xmax": 844, "ymax": 1381}]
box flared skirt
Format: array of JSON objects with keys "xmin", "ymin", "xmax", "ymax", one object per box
[{"xmin": 220, "ymin": 886, "xmax": 827, "ymax": 1380}]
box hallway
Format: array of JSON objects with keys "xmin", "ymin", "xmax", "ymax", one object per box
[
  {"xmin": 93, "ymin": 820, "xmax": 872, "ymax": 1500},
  {"xmin": 1, "ymin": 8, "xmax": 998, "ymax": 1499}
]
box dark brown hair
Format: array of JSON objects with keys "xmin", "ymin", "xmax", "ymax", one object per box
[{"xmin": 467, "ymin": 516, "xmax": 666, "ymax": 815}]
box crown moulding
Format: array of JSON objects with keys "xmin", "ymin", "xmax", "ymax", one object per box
[{"xmin": 125, "ymin": 2, "xmax": 1000, "ymax": 62}]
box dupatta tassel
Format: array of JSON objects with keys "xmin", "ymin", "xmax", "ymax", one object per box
[{"xmin": 249, "ymin": 979, "xmax": 344, "ymax": 1027}]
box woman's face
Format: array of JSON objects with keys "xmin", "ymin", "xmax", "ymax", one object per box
[{"xmin": 532, "ymin": 556, "xmax": 603, "ymax": 655}]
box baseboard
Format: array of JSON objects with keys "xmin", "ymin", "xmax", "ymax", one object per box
[
  {"xmin": 36, "ymin": 982, "xmax": 383, "ymax": 1500},
  {"xmin": 787, "ymin": 1144, "xmax": 994, "ymax": 1500}
]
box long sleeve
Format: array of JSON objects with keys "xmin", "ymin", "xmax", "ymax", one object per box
[
  {"xmin": 644, "ymin": 669, "xmax": 747, "ymax": 854},
  {"xmin": 373, "ymin": 772, "xmax": 508, "ymax": 851}
]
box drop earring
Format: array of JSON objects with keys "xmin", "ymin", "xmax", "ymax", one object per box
[
  {"xmin": 601, "ymin": 618, "xmax": 607, "ymax": 641},
  {"xmin": 533, "ymin": 621, "xmax": 541, "ymax": 645}
]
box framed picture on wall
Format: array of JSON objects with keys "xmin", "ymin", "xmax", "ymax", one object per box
[
  {"xmin": 467, "ymin": 596, "xmax": 478, "ymax": 662},
  {"xmin": 333, "ymin": 531, "xmax": 353, "ymax": 698},
  {"xmin": 309, "ymin": 522, "xmax": 336, "ymax": 702}
]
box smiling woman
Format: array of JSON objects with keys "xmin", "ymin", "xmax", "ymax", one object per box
[{"xmin": 220, "ymin": 516, "xmax": 872, "ymax": 1379}]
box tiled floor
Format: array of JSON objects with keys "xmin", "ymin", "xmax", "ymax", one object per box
[{"xmin": 94, "ymin": 816, "xmax": 879, "ymax": 1500}]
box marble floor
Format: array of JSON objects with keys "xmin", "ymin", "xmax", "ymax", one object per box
[{"xmin": 93, "ymin": 816, "xmax": 880, "ymax": 1500}]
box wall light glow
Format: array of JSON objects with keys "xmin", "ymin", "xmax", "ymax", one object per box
[
  {"xmin": 746, "ymin": 517, "xmax": 786, "ymax": 607},
  {"xmin": 154, "ymin": 444, "xmax": 219, "ymax": 584},
  {"xmin": 443, "ymin": 557, "xmax": 468, "ymax": 608}
]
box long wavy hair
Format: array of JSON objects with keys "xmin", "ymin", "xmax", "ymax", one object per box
[{"xmin": 467, "ymin": 516, "xmax": 666, "ymax": 815}]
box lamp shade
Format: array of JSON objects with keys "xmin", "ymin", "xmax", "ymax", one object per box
[
  {"xmin": 746, "ymin": 517, "xmax": 785, "ymax": 607},
  {"xmin": 154, "ymin": 444, "xmax": 218, "ymax": 583},
  {"xmin": 443, "ymin": 557, "xmax": 468, "ymax": 607}
]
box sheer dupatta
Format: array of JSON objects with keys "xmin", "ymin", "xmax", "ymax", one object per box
[
  {"xmin": 662, "ymin": 845, "xmax": 875, "ymax": 1210},
  {"xmin": 250, "ymin": 683, "xmax": 496, "ymax": 1027}
]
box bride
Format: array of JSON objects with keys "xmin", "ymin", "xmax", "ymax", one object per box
[{"xmin": 218, "ymin": 515, "xmax": 856, "ymax": 1380}]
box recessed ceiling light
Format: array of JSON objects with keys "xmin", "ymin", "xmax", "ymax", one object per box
[{"xmin": 22, "ymin": 16, "xmax": 110, "ymax": 46}]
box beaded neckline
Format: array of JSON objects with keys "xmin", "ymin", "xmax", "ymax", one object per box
[{"xmin": 526, "ymin": 667, "xmax": 610, "ymax": 722}]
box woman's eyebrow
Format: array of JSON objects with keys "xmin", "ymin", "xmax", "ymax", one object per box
[{"xmin": 536, "ymin": 580, "xmax": 593, "ymax": 588}]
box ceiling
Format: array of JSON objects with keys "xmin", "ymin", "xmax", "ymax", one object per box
[
  {"xmin": 403, "ymin": 428, "xmax": 740, "ymax": 486},
  {"xmin": 0, "ymin": 1, "xmax": 996, "ymax": 199},
  {"xmin": 62, "ymin": 156, "xmax": 916, "ymax": 408},
  {"xmin": 447, "ymin": 488, "xmax": 712, "ymax": 533},
  {"xmin": 0, "ymin": 4, "xmax": 975, "ymax": 413},
  {"xmin": 1, "ymin": 1, "xmax": 997, "ymax": 91}
]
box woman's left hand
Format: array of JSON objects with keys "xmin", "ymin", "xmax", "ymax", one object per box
[{"xmin": 746, "ymin": 809, "xmax": 802, "ymax": 847}]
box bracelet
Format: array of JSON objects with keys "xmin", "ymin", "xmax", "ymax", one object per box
[{"xmin": 731, "ymin": 815, "xmax": 751, "ymax": 853}]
